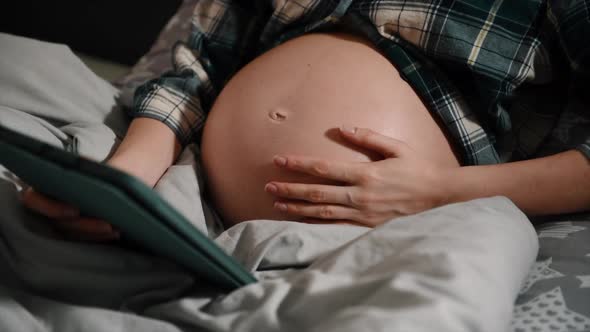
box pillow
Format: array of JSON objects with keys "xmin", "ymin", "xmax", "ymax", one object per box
[{"xmin": 115, "ymin": 0, "xmax": 197, "ymax": 90}]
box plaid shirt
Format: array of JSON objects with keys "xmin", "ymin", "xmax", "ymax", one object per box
[{"xmin": 132, "ymin": 0, "xmax": 590, "ymax": 165}]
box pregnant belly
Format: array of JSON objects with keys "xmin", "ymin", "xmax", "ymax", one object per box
[{"xmin": 201, "ymin": 32, "xmax": 459, "ymax": 226}]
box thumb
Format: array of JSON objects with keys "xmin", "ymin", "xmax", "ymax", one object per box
[{"xmin": 339, "ymin": 126, "xmax": 409, "ymax": 158}]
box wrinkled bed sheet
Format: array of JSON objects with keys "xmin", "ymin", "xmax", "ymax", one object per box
[{"xmin": 0, "ymin": 33, "xmax": 539, "ymax": 332}]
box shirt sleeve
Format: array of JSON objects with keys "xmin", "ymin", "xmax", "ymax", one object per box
[
  {"xmin": 129, "ymin": 0, "xmax": 379, "ymax": 146},
  {"xmin": 548, "ymin": 1, "xmax": 590, "ymax": 160},
  {"xmin": 130, "ymin": 1, "xmax": 255, "ymax": 146}
]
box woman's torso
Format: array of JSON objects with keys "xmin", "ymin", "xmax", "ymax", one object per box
[{"xmin": 201, "ymin": 32, "xmax": 459, "ymax": 226}]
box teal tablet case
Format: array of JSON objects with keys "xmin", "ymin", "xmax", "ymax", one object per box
[{"xmin": 0, "ymin": 125, "xmax": 256, "ymax": 290}]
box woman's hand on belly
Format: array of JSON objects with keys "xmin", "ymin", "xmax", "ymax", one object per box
[{"xmin": 264, "ymin": 126, "xmax": 456, "ymax": 227}]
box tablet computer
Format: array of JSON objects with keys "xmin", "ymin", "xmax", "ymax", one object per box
[{"xmin": 0, "ymin": 125, "xmax": 256, "ymax": 290}]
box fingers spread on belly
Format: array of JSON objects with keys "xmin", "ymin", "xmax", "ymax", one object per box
[
  {"xmin": 300, "ymin": 218, "xmax": 367, "ymax": 227},
  {"xmin": 272, "ymin": 155, "xmax": 361, "ymax": 183},
  {"xmin": 272, "ymin": 200, "xmax": 360, "ymax": 221},
  {"xmin": 265, "ymin": 182, "xmax": 351, "ymax": 205},
  {"xmin": 339, "ymin": 126, "xmax": 412, "ymax": 158}
]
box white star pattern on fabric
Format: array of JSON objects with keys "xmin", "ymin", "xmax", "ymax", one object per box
[
  {"xmin": 538, "ymin": 222, "xmax": 586, "ymax": 239},
  {"xmin": 519, "ymin": 258, "xmax": 565, "ymax": 294},
  {"xmin": 512, "ymin": 287, "xmax": 590, "ymax": 332},
  {"xmin": 576, "ymin": 276, "xmax": 590, "ymax": 288}
]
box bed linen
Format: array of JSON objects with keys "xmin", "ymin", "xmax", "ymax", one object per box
[
  {"xmin": 511, "ymin": 217, "xmax": 590, "ymax": 332},
  {"xmin": 0, "ymin": 32, "xmax": 584, "ymax": 332}
]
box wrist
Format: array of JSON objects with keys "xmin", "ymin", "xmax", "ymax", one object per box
[
  {"xmin": 105, "ymin": 118, "xmax": 182, "ymax": 188},
  {"xmin": 106, "ymin": 154, "xmax": 160, "ymax": 187},
  {"xmin": 437, "ymin": 166, "xmax": 465, "ymax": 206}
]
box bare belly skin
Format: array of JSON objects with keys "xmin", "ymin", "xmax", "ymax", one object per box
[{"xmin": 201, "ymin": 32, "xmax": 459, "ymax": 226}]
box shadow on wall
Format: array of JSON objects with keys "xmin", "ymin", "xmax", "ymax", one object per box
[{"xmin": 0, "ymin": 0, "xmax": 182, "ymax": 66}]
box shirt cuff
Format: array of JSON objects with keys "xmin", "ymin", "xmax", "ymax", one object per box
[{"xmin": 133, "ymin": 85, "xmax": 205, "ymax": 146}]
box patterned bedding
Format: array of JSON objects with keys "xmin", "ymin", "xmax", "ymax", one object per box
[{"xmin": 513, "ymin": 217, "xmax": 590, "ymax": 332}]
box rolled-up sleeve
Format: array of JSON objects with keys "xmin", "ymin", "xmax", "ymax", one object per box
[
  {"xmin": 133, "ymin": 70, "xmax": 209, "ymax": 146},
  {"xmin": 548, "ymin": 1, "xmax": 590, "ymax": 160},
  {"xmin": 130, "ymin": 1, "xmax": 253, "ymax": 146}
]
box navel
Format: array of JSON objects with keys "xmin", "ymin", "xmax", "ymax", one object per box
[{"xmin": 268, "ymin": 107, "xmax": 289, "ymax": 122}]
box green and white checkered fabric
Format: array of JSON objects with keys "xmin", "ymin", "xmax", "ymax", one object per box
[{"xmin": 132, "ymin": 0, "xmax": 590, "ymax": 165}]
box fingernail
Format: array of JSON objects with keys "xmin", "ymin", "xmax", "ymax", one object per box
[
  {"xmin": 63, "ymin": 208, "xmax": 79, "ymax": 218},
  {"xmin": 265, "ymin": 183, "xmax": 278, "ymax": 193},
  {"xmin": 273, "ymin": 156, "xmax": 287, "ymax": 166},
  {"xmin": 340, "ymin": 125, "xmax": 356, "ymax": 134},
  {"xmin": 274, "ymin": 202, "xmax": 288, "ymax": 211}
]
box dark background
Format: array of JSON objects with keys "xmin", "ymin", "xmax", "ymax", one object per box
[{"xmin": 0, "ymin": 0, "xmax": 182, "ymax": 66}]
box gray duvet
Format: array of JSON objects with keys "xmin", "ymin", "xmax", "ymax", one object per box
[{"xmin": 0, "ymin": 33, "xmax": 540, "ymax": 332}]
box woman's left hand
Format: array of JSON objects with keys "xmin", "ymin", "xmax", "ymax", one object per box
[{"xmin": 264, "ymin": 126, "xmax": 455, "ymax": 227}]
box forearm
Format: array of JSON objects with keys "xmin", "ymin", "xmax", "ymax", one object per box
[
  {"xmin": 446, "ymin": 150, "xmax": 590, "ymax": 215},
  {"xmin": 107, "ymin": 117, "xmax": 182, "ymax": 187}
]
